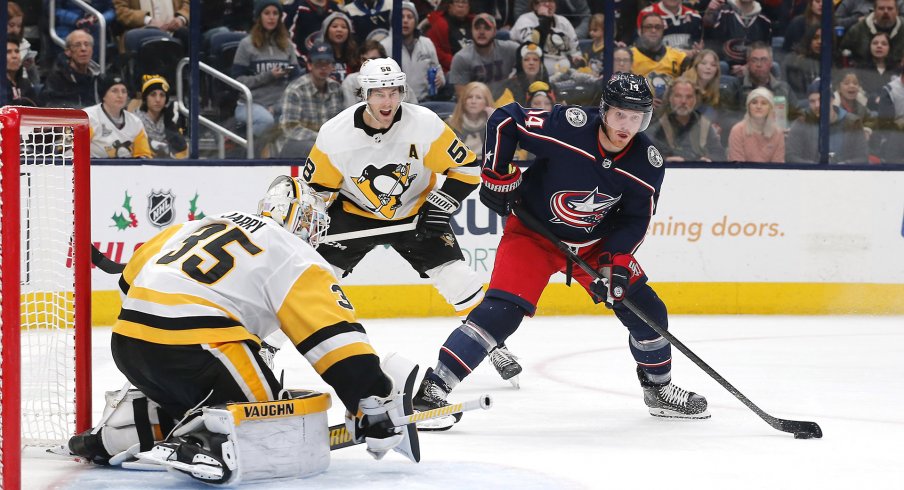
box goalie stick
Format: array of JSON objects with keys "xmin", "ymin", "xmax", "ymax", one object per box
[
  {"xmin": 92, "ymin": 244, "xmax": 126, "ymax": 274},
  {"xmin": 320, "ymin": 217, "xmax": 418, "ymax": 243},
  {"xmin": 513, "ymin": 205, "xmax": 823, "ymax": 439},
  {"xmin": 328, "ymin": 394, "xmax": 493, "ymax": 450}
]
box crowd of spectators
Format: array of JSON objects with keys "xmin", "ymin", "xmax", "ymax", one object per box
[{"xmin": 6, "ymin": 0, "xmax": 904, "ymax": 163}]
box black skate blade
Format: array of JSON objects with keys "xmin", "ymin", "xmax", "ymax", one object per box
[{"xmin": 782, "ymin": 420, "xmax": 823, "ymax": 439}]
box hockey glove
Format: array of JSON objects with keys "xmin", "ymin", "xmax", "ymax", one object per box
[
  {"xmin": 415, "ymin": 189, "xmax": 460, "ymax": 240},
  {"xmin": 345, "ymin": 395, "xmax": 404, "ymax": 460},
  {"xmin": 480, "ymin": 165, "xmax": 522, "ymax": 216},
  {"xmin": 591, "ymin": 253, "xmax": 646, "ymax": 308}
]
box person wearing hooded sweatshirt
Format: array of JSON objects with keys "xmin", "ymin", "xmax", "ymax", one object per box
[
  {"xmin": 703, "ymin": 0, "xmax": 772, "ymax": 69},
  {"xmin": 496, "ymin": 42, "xmax": 549, "ymax": 106},
  {"xmin": 85, "ymin": 72, "xmax": 153, "ymax": 159},
  {"xmin": 786, "ymin": 80, "xmax": 869, "ymax": 164},
  {"xmin": 284, "ymin": 0, "xmax": 342, "ymax": 55},
  {"xmin": 232, "ymin": 0, "xmax": 304, "ymax": 139},
  {"xmin": 319, "ymin": 11, "xmax": 359, "ymax": 82},
  {"xmin": 841, "ymin": 0, "xmax": 904, "ymax": 64},
  {"xmin": 382, "ymin": 1, "xmax": 446, "ymax": 101}
]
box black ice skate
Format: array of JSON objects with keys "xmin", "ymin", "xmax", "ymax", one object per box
[
  {"xmin": 489, "ymin": 344, "xmax": 522, "ymax": 389},
  {"xmin": 637, "ymin": 367, "xmax": 710, "ymax": 419},
  {"xmin": 412, "ymin": 368, "xmax": 461, "ymax": 431}
]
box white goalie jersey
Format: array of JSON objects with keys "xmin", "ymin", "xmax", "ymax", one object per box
[
  {"xmin": 113, "ymin": 211, "xmax": 374, "ymax": 375},
  {"xmin": 304, "ymin": 102, "xmax": 480, "ymax": 221}
]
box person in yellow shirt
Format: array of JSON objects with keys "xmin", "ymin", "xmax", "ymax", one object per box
[{"xmin": 631, "ymin": 12, "xmax": 688, "ymax": 78}]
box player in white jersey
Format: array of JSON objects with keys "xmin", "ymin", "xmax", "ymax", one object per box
[
  {"xmin": 68, "ymin": 177, "xmax": 419, "ymax": 484},
  {"xmin": 303, "ymin": 58, "xmax": 523, "ymax": 418}
]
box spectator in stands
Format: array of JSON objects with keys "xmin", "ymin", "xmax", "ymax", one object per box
[
  {"xmin": 471, "ymin": 0, "xmax": 518, "ymax": 33},
  {"xmin": 631, "ymin": 12, "xmax": 688, "ymax": 78},
  {"xmin": 285, "ymin": 0, "xmax": 342, "ymax": 55},
  {"xmin": 637, "ymin": 0, "xmax": 704, "ymax": 54},
  {"xmin": 513, "ymin": 0, "xmax": 590, "ymax": 38},
  {"xmin": 202, "ymin": 0, "xmax": 254, "ymax": 38},
  {"xmin": 786, "ymin": 79, "xmax": 869, "ymax": 163},
  {"xmin": 511, "ymin": 0, "xmax": 582, "ymax": 74},
  {"xmin": 836, "ymin": 0, "xmax": 904, "ymax": 31},
  {"xmin": 728, "ymin": 87, "xmax": 785, "ymax": 162},
  {"xmin": 85, "ymin": 72, "xmax": 152, "ymax": 158},
  {"xmin": 841, "ymin": 0, "xmax": 904, "ymax": 64},
  {"xmin": 581, "ymin": 14, "xmax": 606, "ymax": 76},
  {"xmin": 319, "ymin": 12, "xmax": 358, "ymax": 82},
  {"xmin": 613, "ymin": 46, "xmax": 634, "ymax": 74},
  {"xmin": 53, "ymin": 0, "xmax": 115, "ymax": 66},
  {"xmin": 6, "ymin": 37, "xmax": 38, "ymax": 106},
  {"xmin": 871, "ymin": 63, "xmax": 904, "ymax": 160},
  {"xmin": 448, "ymin": 13, "xmax": 520, "ymax": 99},
  {"xmin": 113, "ymin": 0, "xmax": 189, "ymax": 48},
  {"xmin": 134, "ymin": 74, "xmax": 187, "ymax": 159},
  {"xmin": 855, "ymin": 31, "xmax": 897, "ymax": 98},
  {"xmin": 738, "ymin": 43, "xmax": 796, "ymax": 115},
  {"xmin": 380, "ymin": 2, "xmax": 444, "ymax": 102},
  {"xmin": 525, "ymin": 79, "xmax": 555, "ymax": 110},
  {"xmin": 343, "ymin": 0, "xmax": 392, "ymax": 44},
  {"xmin": 783, "ymin": 0, "xmax": 822, "ymax": 53},
  {"xmin": 497, "ymin": 42, "xmax": 549, "ymax": 105},
  {"xmin": 40, "ymin": 30, "xmax": 100, "ymax": 108},
  {"xmin": 684, "ymin": 49, "xmax": 739, "ymax": 116},
  {"xmin": 8, "ymin": 2, "xmax": 40, "ymax": 87},
  {"xmin": 783, "ymin": 25, "xmax": 824, "ymax": 101},
  {"xmin": 703, "ymin": 0, "xmax": 772, "ymax": 70},
  {"xmin": 426, "ymin": 0, "xmax": 474, "ymax": 72},
  {"xmin": 648, "ymin": 76, "xmax": 725, "ymax": 161},
  {"xmin": 834, "ymin": 69, "xmax": 876, "ymax": 131},
  {"xmin": 446, "ymin": 81, "xmax": 493, "ymax": 159},
  {"xmin": 232, "ymin": 0, "xmax": 303, "ymax": 139},
  {"xmin": 278, "ymin": 41, "xmax": 344, "ymax": 157}
]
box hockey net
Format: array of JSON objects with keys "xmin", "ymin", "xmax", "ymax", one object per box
[{"xmin": 0, "ymin": 107, "xmax": 92, "ymax": 489}]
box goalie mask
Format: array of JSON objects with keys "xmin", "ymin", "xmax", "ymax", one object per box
[{"xmin": 257, "ymin": 176, "xmax": 330, "ymax": 248}]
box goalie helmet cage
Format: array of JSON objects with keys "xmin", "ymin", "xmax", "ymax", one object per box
[{"xmin": 0, "ymin": 107, "xmax": 92, "ymax": 490}]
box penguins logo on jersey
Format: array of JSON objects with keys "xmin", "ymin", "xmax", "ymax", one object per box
[
  {"xmin": 549, "ymin": 187, "xmax": 621, "ymax": 232},
  {"xmin": 353, "ymin": 162, "xmax": 418, "ymax": 219}
]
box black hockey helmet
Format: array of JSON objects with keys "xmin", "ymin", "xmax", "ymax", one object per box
[{"xmin": 599, "ymin": 72, "xmax": 654, "ymax": 132}]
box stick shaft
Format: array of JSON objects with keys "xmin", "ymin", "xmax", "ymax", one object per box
[{"xmin": 320, "ymin": 219, "xmax": 417, "ymax": 243}]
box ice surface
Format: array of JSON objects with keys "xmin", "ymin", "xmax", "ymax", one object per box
[{"xmin": 22, "ymin": 315, "xmax": 904, "ymax": 489}]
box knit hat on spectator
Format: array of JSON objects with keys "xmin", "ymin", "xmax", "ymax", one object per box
[
  {"xmin": 97, "ymin": 72, "xmax": 127, "ymax": 99},
  {"xmin": 141, "ymin": 74, "xmax": 170, "ymax": 100},
  {"xmin": 309, "ymin": 41, "xmax": 334, "ymax": 63},
  {"xmin": 473, "ymin": 13, "xmax": 496, "ymax": 29},
  {"xmin": 527, "ymin": 80, "xmax": 555, "ymax": 103},
  {"xmin": 401, "ymin": 1, "xmax": 418, "ymax": 23},
  {"xmin": 254, "ymin": 0, "xmax": 282, "ymax": 19},
  {"xmin": 746, "ymin": 87, "xmax": 774, "ymax": 108},
  {"xmin": 520, "ymin": 42, "xmax": 543, "ymax": 60},
  {"xmin": 807, "ymin": 78, "xmax": 825, "ymax": 96}
]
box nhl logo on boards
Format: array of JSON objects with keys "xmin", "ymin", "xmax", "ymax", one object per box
[
  {"xmin": 565, "ymin": 107, "xmax": 587, "ymax": 127},
  {"xmin": 647, "ymin": 146, "xmax": 663, "ymax": 168},
  {"xmin": 148, "ymin": 190, "xmax": 176, "ymax": 228}
]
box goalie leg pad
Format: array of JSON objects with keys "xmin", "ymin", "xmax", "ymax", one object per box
[
  {"xmin": 425, "ymin": 260, "xmax": 485, "ymax": 315},
  {"xmin": 137, "ymin": 391, "xmax": 332, "ymax": 485}
]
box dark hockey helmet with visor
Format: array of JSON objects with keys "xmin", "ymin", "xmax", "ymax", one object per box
[{"xmin": 599, "ymin": 72, "xmax": 654, "ymax": 132}]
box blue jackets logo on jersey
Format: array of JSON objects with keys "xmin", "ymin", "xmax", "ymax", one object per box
[{"xmin": 549, "ymin": 188, "xmax": 621, "ymax": 232}]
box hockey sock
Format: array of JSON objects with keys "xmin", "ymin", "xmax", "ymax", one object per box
[
  {"xmin": 434, "ymin": 321, "xmax": 498, "ymax": 385},
  {"xmin": 613, "ymin": 284, "xmax": 672, "ymax": 383},
  {"xmin": 466, "ymin": 296, "xmax": 527, "ymax": 345}
]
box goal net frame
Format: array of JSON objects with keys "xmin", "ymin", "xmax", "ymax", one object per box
[{"xmin": 0, "ymin": 106, "xmax": 92, "ymax": 490}]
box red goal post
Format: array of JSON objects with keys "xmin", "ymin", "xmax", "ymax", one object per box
[{"xmin": 0, "ymin": 107, "xmax": 92, "ymax": 490}]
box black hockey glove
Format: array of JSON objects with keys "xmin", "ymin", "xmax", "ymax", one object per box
[
  {"xmin": 590, "ymin": 253, "xmax": 646, "ymax": 308},
  {"xmin": 415, "ymin": 189, "xmax": 460, "ymax": 240},
  {"xmin": 480, "ymin": 165, "xmax": 522, "ymax": 216}
]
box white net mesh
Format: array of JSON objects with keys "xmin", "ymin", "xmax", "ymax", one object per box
[{"xmin": 3, "ymin": 124, "xmax": 79, "ymax": 448}]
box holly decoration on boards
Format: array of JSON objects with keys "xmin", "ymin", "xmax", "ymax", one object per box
[
  {"xmin": 111, "ymin": 191, "xmax": 139, "ymax": 230},
  {"xmin": 188, "ymin": 192, "xmax": 206, "ymax": 221}
]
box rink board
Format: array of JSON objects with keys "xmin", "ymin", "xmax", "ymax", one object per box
[{"xmin": 86, "ymin": 166, "xmax": 904, "ymax": 322}]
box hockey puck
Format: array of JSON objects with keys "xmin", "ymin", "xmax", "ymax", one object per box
[{"xmin": 794, "ymin": 432, "xmax": 813, "ymax": 439}]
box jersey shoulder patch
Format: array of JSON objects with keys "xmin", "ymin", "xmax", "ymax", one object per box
[
  {"xmin": 564, "ymin": 107, "xmax": 588, "ymax": 127},
  {"xmin": 647, "ymin": 145, "xmax": 663, "ymax": 167}
]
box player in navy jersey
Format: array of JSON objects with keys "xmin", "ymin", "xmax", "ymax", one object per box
[{"xmin": 413, "ymin": 72, "xmax": 710, "ymax": 425}]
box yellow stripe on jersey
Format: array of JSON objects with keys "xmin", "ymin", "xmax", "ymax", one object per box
[
  {"xmin": 312, "ymin": 342, "xmax": 376, "ymax": 375},
  {"xmin": 133, "ymin": 129, "xmax": 153, "ymax": 158},
  {"xmin": 128, "ymin": 286, "xmax": 241, "ymax": 322},
  {"xmin": 123, "ymin": 224, "xmax": 185, "ymax": 287},
  {"xmin": 112, "ymin": 320, "xmax": 257, "ymax": 345},
  {"xmin": 207, "ymin": 342, "xmax": 273, "ymax": 402},
  {"xmin": 277, "ymin": 265, "xmax": 358, "ymax": 343},
  {"xmin": 631, "ymin": 46, "xmax": 687, "ymax": 77},
  {"xmin": 424, "ymin": 125, "xmax": 480, "ymax": 185},
  {"xmin": 306, "ymin": 145, "xmax": 345, "ymax": 191}
]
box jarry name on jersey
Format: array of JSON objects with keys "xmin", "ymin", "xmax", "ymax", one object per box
[{"xmin": 223, "ymin": 212, "xmax": 267, "ymax": 233}]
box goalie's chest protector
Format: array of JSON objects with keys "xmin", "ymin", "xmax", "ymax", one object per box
[{"xmin": 309, "ymin": 103, "xmax": 453, "ymax": 220}]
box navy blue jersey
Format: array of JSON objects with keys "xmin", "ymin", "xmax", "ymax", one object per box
[{"xmin": 484, "ymin": 103, "xmax": 665, "ymax": 256}]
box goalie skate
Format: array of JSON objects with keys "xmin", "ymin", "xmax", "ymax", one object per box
[
  {"xmin": 412, "ymin": 368, "xmax": 459, "ymax": 431},
  {"xmin": 637, "ymin": 367, "xmax": 710, "ymax": 419},
  {"xmin": 489, "ymin": 344, "xmax": 522, "ymax": 388}
]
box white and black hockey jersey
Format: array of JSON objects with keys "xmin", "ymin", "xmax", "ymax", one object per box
[
  {"xmin": 305, "ymin": 102, "xmax": 480, "ymax": 221},
  {"xmin": 84, "ymin": 103, "xmax": 153, "ymax": 158},
  {"xmin": 112, "ymin": 211, "xmax": 375, "ymax": 378}
]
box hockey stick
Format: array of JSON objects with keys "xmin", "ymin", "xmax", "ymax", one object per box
[
  {"xmin": 92, "ymin": 243, "xmax": 126, "ymax": 274},
  {"xmin": 320, "ymin": 217, "xmax": 418, "ymax": 243},
  {"xmin": 513, "ymin": 205, "xmax": 823, "ymax": 439},
  {"xmin": 327, "ymin": 394, "xmax": 493, "ymax": 451}
]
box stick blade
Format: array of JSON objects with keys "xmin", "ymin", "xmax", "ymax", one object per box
[{"xmin": 781, "ymin": 420, "xmax": 823, "ymax": 439}]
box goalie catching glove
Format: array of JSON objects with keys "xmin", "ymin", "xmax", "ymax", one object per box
[
  {"xmin": 415, "ymin": 189, "xmax": 460, "ymax": 240},
  {"xmin": 480, "ymin": 165, "xmax": 522, "ymax": 216},
  {"xmin": 590, "ymin": 253, "xmax": 646, "ymax": 307}
]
